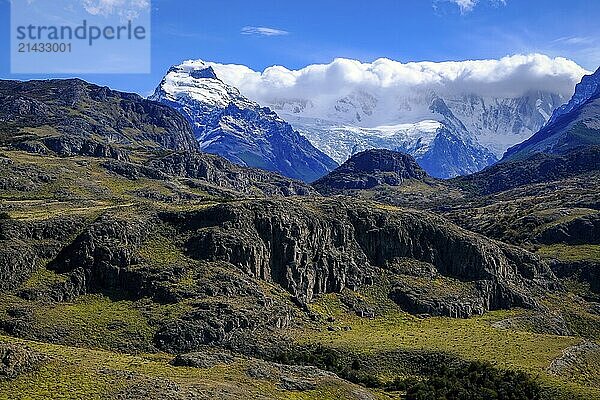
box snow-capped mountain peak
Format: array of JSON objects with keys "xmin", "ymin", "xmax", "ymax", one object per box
[
  {"xmin": 154, "ymin": 62, "xmax": 255, "ymax": 110},
  {"xmin": 150, "ymin": 62, "xmax": 338, "ymax": 182}
]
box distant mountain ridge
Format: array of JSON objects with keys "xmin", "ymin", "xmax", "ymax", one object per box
[
  {"xmin": 0, "ymin": 78, "xmax": 317, "ymax": 197},
  {"xmin": 150, "ymin": 62, "xmax": 338, "ymax": 182},
  {"xmin": 276, "ymin": 89, "xmax": 563, "ymax": 159},
  {"xmin": 453, "ymin": 146, "xmax": 600, "ymax": 196},
  {"xmin": 504, "ymin": 68, "xmax": 600, "ymax": 160}
]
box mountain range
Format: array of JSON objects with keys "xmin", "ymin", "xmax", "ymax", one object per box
[
  {"xmin": 0, "ymin": 63, "xmax": 599, "ymax": 399},
  {"xmin": 187, "ymin": 57, "xmax": 582, "ymax": 179},
  {"xmin": 268, "ymin": 89, "xmax": 565, "ymax": 178}
]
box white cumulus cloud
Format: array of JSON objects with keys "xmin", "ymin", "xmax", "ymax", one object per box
[
  {"xmin": 451, "ymin": 0, "xmax": 478, "ymax": 13},
  {"xmin": 241, "ymin": 26, "xmax": 289, "ymax": 36},
  {"xmin": 82, "ymin": 0, "xmax": 149, "ymax": 19},
  {"xmin": 187, "ymin": 54, "xmax": 586, "ymax": 103},
  {"xmin": 439, "ymin": 0, "xmax": 507, "ymax": 14}
]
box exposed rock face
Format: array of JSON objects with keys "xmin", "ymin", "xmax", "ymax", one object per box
[
  {"xmin": 389, "ymin": 279, "xmax": 525, "ymax": 319},
  {"xmin": 49, "ymin": 214, "xmax": 152, "ymax": 295},
  {"xmin": 389, "ymin": 286, "xmax": 483, "ymax": 319},
  {"xmin": 414, "ymin": 126, "xmax": 497, "ymax": 179},
  {"xmin": 38, "ymin": 198, "xmax": 558, "ymax": 350},
  {"xmin": 154, "ymin": 304, "xmax": 286, "ymax": 354},
  {"xmin": 42, "ymin": 212, "xmax": 296, "ymax": 352},
  {"xmin": 537, "ymin": 213, "xmax": 600, "ymax": 245},
  {"xmin": 547, "ymin": 340, "xmax": 600, "ymax": 377},
  {"xmin": 0, "ymin": 343, "xmax": 46, "ymax": 380},
  {"xmin": 165, "ymin": 199, "xmax": 556, "ymax": 313},
  {"xmin": 0, "ymin": 216, "xmax": 87, "ymax": 291},
  {"xmin": 0, "ymin": 79, "xmax": 200, "ymax": 158},
  {"xmin": 16, "ymin": 136, "xmax": 127, "ymax": 161},
  {"xmin": 173, "ymin": 201, "xmax": 372, "ymax": 303},
  {"xmin": 0, "ymin": 243, "xmax": 37, "ymax": 292},
  {"xmin": 312, "ymin": 149, "xmax": 430, "ymax": 194},
  {"xmin": 0, "ymin": 155, "xmax": 56, "ymax": 192},
  {"xmin": 491, "ymin": 312, "xmax": 572, "ymax": 336}
]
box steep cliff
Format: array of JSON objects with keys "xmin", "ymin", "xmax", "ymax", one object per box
[{"xmin": 43, "ymin": 199, "xmax": 557, "ymax": 323}]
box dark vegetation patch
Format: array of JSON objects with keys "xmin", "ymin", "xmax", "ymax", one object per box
[{"xmin": 272, "ymin": 344, "xmax": 543, "ymax": 400}]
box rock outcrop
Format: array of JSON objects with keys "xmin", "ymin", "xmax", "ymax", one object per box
[
  {"xmin": 100, "ymin": 152, "xmax": 316, "ymax": 198},
  {"xmin": 164, "ymin": 199, "xmax": 557, "ymax": 312},
  {"xmin": 0, "ymin": 343, "xmax": 46, "ymax": 381},
  {"xmin": 0, "ymin": 216, "xmax": 87, "ymax": 291},
  {"xmin": 45, "ymin": 199, "xmax": 558, "ymax": 309},
  {"xmin": 549, "ymin": 259, "xmax": 600, "ymax": 298},
  {"xmin": 312, "ymin": 149, "xmax": 431, "ymax": 194},
  {"xmin": 15, "ymin": 136, "xmax": 128, "ymax": 161},
  {"xmin": 143, "ymin": 152, "xmax": 316, "ymax": 196},
  {"xmin": 537, "ymin": 213, "xmax": 600, "ymax": 245}
]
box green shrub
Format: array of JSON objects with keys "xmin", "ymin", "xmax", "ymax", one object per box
[{"xmin": 399, "ymin": 360, "xmax": 542, "ymax": 400}]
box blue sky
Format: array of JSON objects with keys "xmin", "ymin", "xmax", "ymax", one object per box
[{"xmin": 1, "ymin": 0, "xmax": 598, "ymax": 95}]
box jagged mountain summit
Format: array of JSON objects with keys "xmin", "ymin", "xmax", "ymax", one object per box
[
  {"xmin": 504, "ymin": 67, "xmax": 600, "ymax": 160},
  {"xmin": 548, "ymin": 67, "xmax": 600, "ymax": 124},
  {"xmin": 312, "ymin": 149, "xmax": 431, "ymax": 194},
  {"xmin": 150, "ymin": 62, "xmax": 338, "ymax": 182}
]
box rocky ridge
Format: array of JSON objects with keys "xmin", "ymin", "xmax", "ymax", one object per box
[
  {"xmin": 30, "ymin": 199, "xmax": 559, "ymax": 333},
  {"xmin": 0, "ymin": 79, "xmax": 200, "ymax": 159},
  {"xmin": 312, "ymin": 149, "xmax": 431, "ymax": 194},
  {"xmin": 103, "ymin": 151, "xmax": 316, "ymax": 197},
  {"xmin": 505, "ymin": 68, "xmax": 600, "ymax": 160}
]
